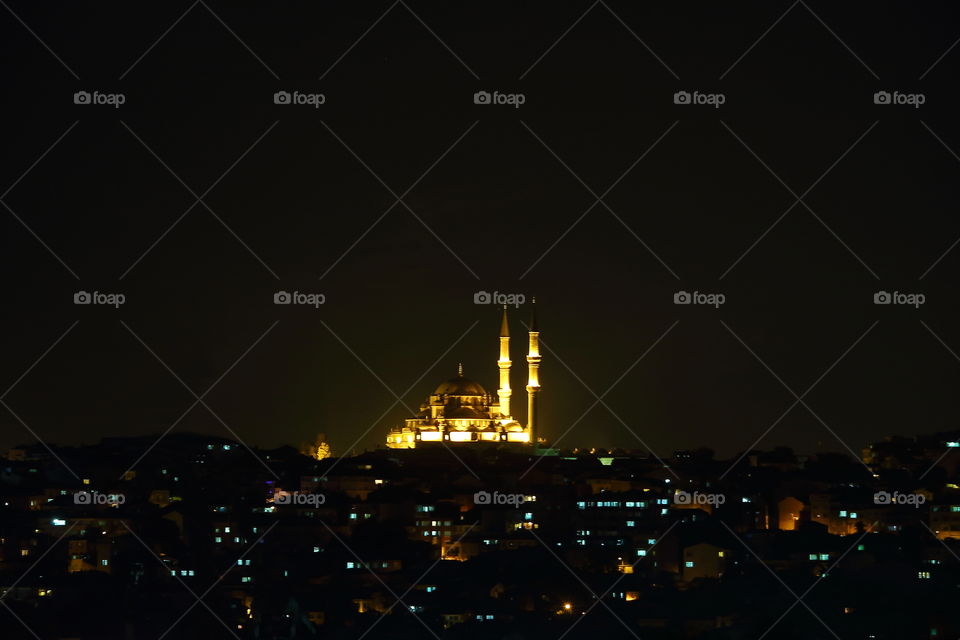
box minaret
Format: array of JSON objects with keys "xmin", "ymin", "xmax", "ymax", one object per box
[
  {"xmin": 525, "ymin": 298, "xmax": 541, "ymax": 445},
  {"xmin": 497, "ymin": 305, "xmax": 512, "ymax": 418}
]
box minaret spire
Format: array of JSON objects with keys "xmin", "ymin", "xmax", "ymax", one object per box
[
  {"xmin": 526, "ymin": 298, "xmax": 541, "ymax": 445},
  {"xmin": 497, "ymin": 305, "xmax": 512, "ymax": 418}
]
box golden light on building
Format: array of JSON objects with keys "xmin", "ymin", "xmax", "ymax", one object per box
[{"xmin": 386, "ymin": 303, "xmax": 542, "ymax": 449}]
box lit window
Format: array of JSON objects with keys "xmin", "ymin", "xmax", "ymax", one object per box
[
  {"xmin": 626, "ymin": 520, "xmax": 635, "ymax": 527},
  {"xmin": 637, "ymin": 550, "xmax": 647, "ymax": 557},
  {"xmin": 809, "ymin": 554, "xmax": 817, "ymax": 561},
  {"xmin": 313, "ymin": 546, "xmax": 320, "ymax": 553},
  {"xmin": 101, "ymin": 560, "xmax": 108, "ymax": 566},
  {"xmin": 685, "ymin": 561, "xmax": 694, "ymax": 568},
  {"xmin": 819, "ymin": 554, "xmax": 829, "ymax": 561},
  {"xmin": 919, "ymin": 571, "xmax": 931, "ymax": 579},
  {"xmin": 241, "ymin": 576, "xmax": 251, "ymax": 583},
  {"xmin": 346, "ymin": 561, "xmax": 355, "ymax": 569},
  {"xmin": 849, "ymin": 513, "xmax": 857, "ymax": 519},
  {"xmin": 839, "ymin": 511, "xmax": 847, "ymax": 517}
]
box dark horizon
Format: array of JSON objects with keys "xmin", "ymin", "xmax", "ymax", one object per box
[{"xmin": 4, "ymin": 1, "xmax": 960, "ymax": 462}]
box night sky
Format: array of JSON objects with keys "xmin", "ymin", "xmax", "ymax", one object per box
[{"xmin": 2, "ymin": 2, "xmax": 960, "ymax": 461}]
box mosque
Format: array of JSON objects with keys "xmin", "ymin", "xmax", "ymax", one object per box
[{"xmin": 385, "ymin": 303, "xmax": 541, "ymax": 448}]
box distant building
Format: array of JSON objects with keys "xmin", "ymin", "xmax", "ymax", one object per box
[{"xmin": 386, "ymin": 304, "xmax": 541, "ymax": 448}]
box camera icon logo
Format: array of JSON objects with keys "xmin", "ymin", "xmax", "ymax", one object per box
[
  {"xmin": 873, "ymin": 91, "xmax": 891, "ymax": 105},
  {"xmin": 873, "ymin": 291, "xmax": 891, "ymax": 305},
  {"xmin": 274, "ymin": 91, "xmax": 291, "ymax": 105},
  {"xmin": 673, "ymin": 91, "xmax": 691, "ymax": 105},
  {"xmin": 474, "ymin": 291, "xmax": 492, "ymax": 304},
  {"xmin": 474, "ymin": 490, "xmax": 491, "ymax": 505},
  {"xmin": 673, "ymin": 291, "xmax": 691, "ymax": 305},
  {"xmin": 74, "ymin": 491, "xmax": 92, "ymax": 504},
  {"xmin": 474, "ymin": 91, "xmax": 491, "ymax": 105},
  {"xmin": 673, "ymin": 490, "xmax": 692, "ymax": 504},
  {"xmin": 74, "ymin": 291, "xmax": 92, "ymax": 305},
  {"xmin": 274, "ymin": 291, "xmax": 292, "ymax": 305},
  {"xmin": 275, "ymin": 492, "xmax": 291, "ymax": 504},
  {"xmin": 74, "ymin": 91, "xmax": 91, "ymax": 105},
  {"xmin": 873, "ymin": 491, "xmax": 891, "ymax": 505}
]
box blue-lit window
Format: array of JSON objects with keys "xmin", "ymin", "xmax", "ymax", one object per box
[
  {"xmin": 685, "ymin": 561, "xmax": 694, "ymax": 568},
  {"xmin": 626, "ymin": 520, "xmax": 635, "ymax": 527}
]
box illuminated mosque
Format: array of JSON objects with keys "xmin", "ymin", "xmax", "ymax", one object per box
[{"xmin": 385, "ymin": 303, "xmax": 541, "ymax": 448}]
